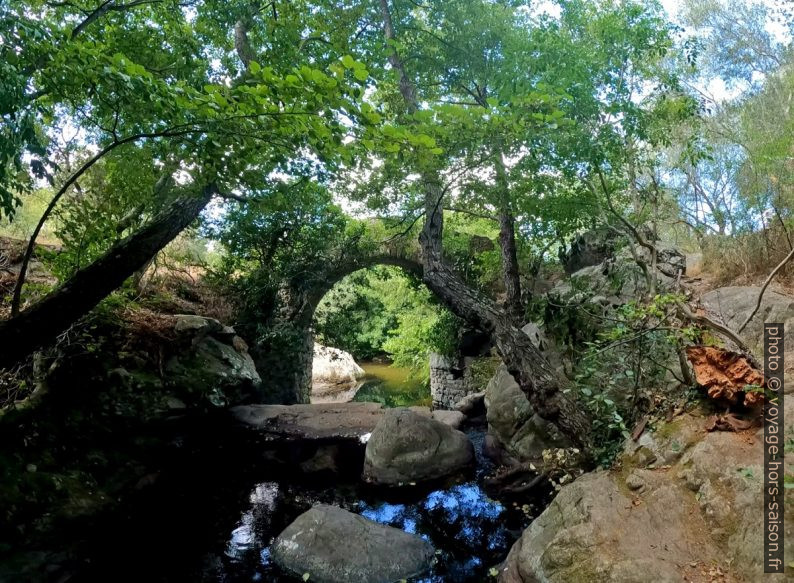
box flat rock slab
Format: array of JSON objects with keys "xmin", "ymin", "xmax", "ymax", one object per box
[
  {"xmin": 272, "ymin": 504, "xmax": 434, "ymax": 583},
  {"xmin": 231, "ymin": 402, "xmax": 387, "ymax": 441}
]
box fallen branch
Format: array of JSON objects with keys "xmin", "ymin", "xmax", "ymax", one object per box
[
  {"xmin": 737, "ymin": 245, "xmax": 794, "ymax": 333},
  {"xmin": 676, "ymin": 301, "xmax": 760, "ymax": 368}
]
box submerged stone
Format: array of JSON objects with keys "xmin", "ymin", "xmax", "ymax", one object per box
[{"xmin": 271, "ymin": 504, "xmax": 434, "ymax": 583}]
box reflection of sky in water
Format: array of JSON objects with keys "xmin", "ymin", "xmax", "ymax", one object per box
[
  {"xmin": 222, "ymin": 431, "xmax": 527, "ymax": 582},
  {"xmin": 358, "ymin": 481, "xmax": 508, "ymax": 553},
  {"xmin": 225, "ymin": 482, "xmax": 279, "ymax": 561},
  {"xmin": 249, "ymin": 482, "xmax": 279, "ymax": 508}
]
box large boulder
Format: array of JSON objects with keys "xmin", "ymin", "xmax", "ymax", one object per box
[
  {"xmin": 484, "ymin": 366, "xmax": 571, "ymax": 462},
  {"xmin": 549, "ymin": 246, "xmax": 685, "ymax": 308},
  {"xmin": 498, "ymin": 401, "xmax": 794, "ymax": 583},
  {"xmin": 499, "ymin": 470, "xmax": 725, "ymax": 583},
  {"xmin": 271, "ymin": 504, "xmax": 434, "ymax": 583},
  {"xmin": 560, "ymin": 228, "xmax": 618, "ymax": 273},
  {"xmin": 312, "ymin": 343, "xmax": 365, "ymax": 385},
  {"xmin": 363, "ymin": 408, "xmax": 474, "ymax": 485},
  {"xmin": 164, "ymin": 315, "xmax": 261, "ymax": 406},
  {"xmin": 702, "ymin": 286, "xmax": 794, "ymax": 374}
]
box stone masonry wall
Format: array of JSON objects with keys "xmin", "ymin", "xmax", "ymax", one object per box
[{"xmin": 430, "ymin": 353, "xmax": 480, "ymax": 409}]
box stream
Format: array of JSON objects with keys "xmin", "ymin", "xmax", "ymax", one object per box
[
  {"xmin": 43, "ymin": 363, "xmax": 547, "ymax": 582},
  {"xmin": 210, "ymin": 363, "xmax": 540, "ymax": 581},
  {"xmin": 220, "ymin": 425, "xmax": 535, "ymax": 582}
]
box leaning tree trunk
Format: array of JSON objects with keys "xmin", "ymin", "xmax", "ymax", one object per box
[
  {"xmin": 378, "ymin": 0, "xmax": 591, "ymax": 449},
  {"xmin": 0, "ymin": 184, "xmax": 216, "ymax": 369},
  {"xmin": 419, "ymin": 182, "xmax": 591, "ymax": 448}
]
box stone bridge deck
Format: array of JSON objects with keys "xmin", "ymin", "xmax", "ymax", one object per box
[{"xmin": 231, "ymin": 402, "xmax": 464, "ymax": 442}]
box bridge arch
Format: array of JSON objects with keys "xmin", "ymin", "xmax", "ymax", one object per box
[{"xmin": 250, "ymin": 253, "xmax": 424, "ymax": 404}]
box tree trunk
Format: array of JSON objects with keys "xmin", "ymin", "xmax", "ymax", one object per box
[
  {"xmin": 496, "ymin": 203, "xmax": 522, "ymax": 322},
  {"xmin": 378, "ymin": 0, "xmax": 591, "ymax": 449},
  {"xmin": 492, "ymin": 154, "xmax": 523, "ymax": 323},
  {"xmin": 0, "ymin": 185, "xmax": 216, "ymax": 369},
  {"xmin": 493, "ymin": 153, "xmax": 522, "ymax": 323}
]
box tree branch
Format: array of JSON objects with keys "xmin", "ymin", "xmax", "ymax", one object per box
[
  {"xmin": 737, "ymin": 245, "xmax": 794, "ymax": 333},
  {"xmin": 10, "ymin": 126, "xmax": 199, "ymax": 316}
]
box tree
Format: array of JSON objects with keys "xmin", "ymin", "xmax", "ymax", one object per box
[
  {"xmin": 680, "ymin": 0, "xmax": 785, "ymax": 85},
  {"xmin": 335, "ymin": 0, "xmax": 689, "ymax": 448},
  {"xmin": 0, "ymin": 0, "xmax": 367, "ymax": 366},
  {"xmin": 362, "ymin": 0, "xmax": 590, "ymax": 447}
]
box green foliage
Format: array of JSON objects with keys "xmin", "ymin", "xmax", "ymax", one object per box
[
  {"xmin": 570, "ymin": 293, "xmax": 693, "ymax": 465},
  {"xmin": 0, "ymin": 189, "xmax": 58, "ymax": 243},
  {"xmin": 314, "ymin": 270, "xmax": 397, "ymax": 360},
  {"xmin": 316, "ymin": 266, "xmax": 459, "ymax": 380}
]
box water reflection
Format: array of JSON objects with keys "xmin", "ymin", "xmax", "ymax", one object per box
[
  {"xmin": 225, "ymin": 483, "xmax": 279, "ymax": 562},
  {"xmin": 223, "ymin": 473, "xmax": 523, "ymax": 581},
  {"xmin": 311, "ymin": 361, "xmax": 432, "ymax": 408},
  {"xmin": 353, "ymin": 362, "xmax": 432, "ymax": 408}
]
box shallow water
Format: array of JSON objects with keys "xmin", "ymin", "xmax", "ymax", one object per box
[
  {"xmin": 219, "ymin": 427, "xmax": 537, "ymax": 582},
  {"xmin": 46, "ymin": 366, "xmax": 545, "ymax": 583},
  {"xmin": 311, "ymin": 361, "xmax": 431, "ymax": 407},
  {"xmin": 352, "ymin": 362, "xmax": 432, "ymax": 408}
]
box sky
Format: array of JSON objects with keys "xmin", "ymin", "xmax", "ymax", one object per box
[{"xmin": 530, "ymin": 0, "xmax": 790, "ymax": 104}]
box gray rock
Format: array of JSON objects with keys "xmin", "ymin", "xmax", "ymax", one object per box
[
  {"xmin": 363, "ymin": 408, "xmax": 474, "ymax": 485},
  {"xmin": 312, "ymin": 343, "xmax": 365, "ymax": 384},
  {"xmin": 272, "ymin": 504, "xmax": 434, "ymax": 583},
  {"xmin": 702, "ymin": 286, "xmax": 794, "ymax": 374},
  {"xmin": 173, "ymin": 314, "xmax": 224, "ymax": 337},
  {"xmin": 484, "ymin": 366, "xmax": 570, "ymax": 461},
  {"xmin": 561, "ymin": 228, "xmax": 617, "ymax": 273},
  {"xmin": 655, "ymin": 246, "xmax": 686, "ymax": 277},
  {"xmin": 165, "ymin": 335, "xmax": 261, "ymax": 406},
  {"xmin": 625, "ymin": 470, "xmax": 645, "ymax": 491},
  {"xmin": 550, "ymin": 246, "xmax": 683, "ymax": 307},
  {"xmin": 431, "ymin": 409, "xmax": 466, "ymax": 429},
  {"xmin": 498, "ymin": 471, "xmax": 726, "ymax": 583},
  {"xmin": 498, "ymin": 400, "xmax": 794, "ymax": 583},
  {"xmin": 161, "ymin": 314, "xmax": 262, "ymax": 406},
  {"xmin": 482, "ymin": 433, "xmax": 514, "ymax": 466},
  {"xmin": 454, "ymin": 391, "xmax": 485, "ymax": 415}
]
